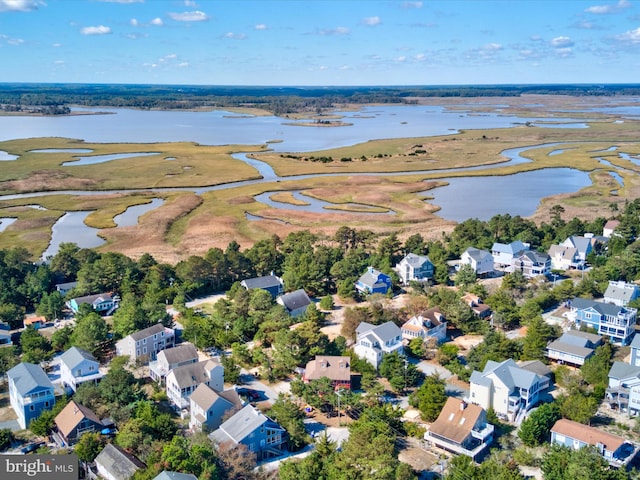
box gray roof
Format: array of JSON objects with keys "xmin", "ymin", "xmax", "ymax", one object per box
[
  {"xmin": 609, "ymin": 361, "xmax": 640, "ymax": 381},
  {"xmin": 571, "ymin": 297, "xmax": 635, "ymax": 317},
  {"xmin": 548, "ymin": 244, "xmax": 577, "ymax": 260},
  {"xmin": 7, "ymin": 362, "xmax": 54, "ymax": 396},
  {"xmin": 400, "ymin": 253, "xmax": 432, "ymax": 267},
  {"xmin": 463, "ymin": 247, "xmax": 491, "ymax": 262},
  {"xmin": 518, "ymin": 250, "xmax": 550, "ymax": 264},
  {"xmin": 277, "ymin": 289, "xmax": 311, "ymax": 312},
  {"xmin": 491, "ymin": 240, "xmax": 526, "ymax": 255},
  {"xmin": 558, "ymin": 330, "xmax": 602, "ymax": 347},
  {"xmin": 71, "ymin": 292, "xmax": 113, "ymax": 305},
  {"xmin": 630, "ymin": 334, "xmax": 640, "ymax": 350},
  {"xmin": 564, "ymin": 236, "xmax": 592, "ymax": 254},
  {"xmin": 518, "ymin": 360, "xmax": 553, "ymax": 378},
  {"xmin": 604, "ymin": 281, "xmax": 639, "ymax": 303},
  {"xmin": 169, "ymin": 360, "xmax": 221, "ymax": 389},
  {"xmin": 210, "ymin": 404, "xmax": 282, "ymax": 445},
  {"xmin": 481, "ymin": 359, "xmax": 540, "ymax": 390},
  {"xmin": 470, "ymin": 370, "xmax": 493, "ymax": 388},
  {"xmin": 157, "ymin": 344, "xmax": 198, "ymax": 365},
  {"xmin": 547, "ymin": 339, "xmax": 593, "ymax": 359},
  {"xmin": 153, "ymin": 473, "xmax": 197, "ymax": 480},
  {"xmin": 60, "ymin": 346, "xmax": 98, "ymax": 371},
  {"xmin": 95, "ymin": 444, "xmax": 145, "ymax": 480},
  {"xmin": 241, "ymin": 274, "xmax": 283, "ymax": 289},
  {"xmin": 130, "ymin": 323, "xmax": 168, "ymax": 341},
  {"xmin": 356, "ymin": 321, "xmax": 401, "ymax": 343},
  {"xmin": 190, "ymin": 383, "xmax": 235, "ymax": 411},
  {"xmin": 357, "ymin": 266, "xmax": 390, "ymax": 288}
]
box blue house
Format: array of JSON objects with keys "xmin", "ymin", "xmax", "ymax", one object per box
[
  {"xmin": 209, "ymin": 404, "xmax": 286, "ymax": 460},
  {"xmin": 570, "ymin": 297, "xmax": 637, "ymax": 345},
  {"xmin": 240, "ymin": 274, "xmax": 284, "ymax": 298},
  {"xmin": 7, "ymin": 362, "xmax": 56, "ymax": 429},
  {"xmin": 355, "ymin": 266, "xmax": 392, "ymax": 295}
]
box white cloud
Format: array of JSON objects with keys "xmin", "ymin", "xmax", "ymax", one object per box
[
  {"xmin": 615, "ymin": 26, "xmax": 640, "ymax": 44},
  {"xmin": 179, "ymin": 62, "xmax": 189, "ymax": 67},
  {"xmin": 150, "ymin": 17, "xmax": 163, "ymax": 26},
  {"xmin": 54, "ymin": 60, "xmax": 64, "ymax": 64},
  {"xmin": 161, "ymin": 54, "xmax": 177, "ymax": 61},
  {"xmin": 0, "ymin": 0, "xmax": 44, "ymax": 12},
  {"xmin": 317, "ymin": 26, "xmax": 350, "ymax": 36},
  {"xmin": 396, "ymin": 55, "xmax": 407, "ymax": 62},
  {"xmin": 414, "ymin": 53, "xmax": 426, "ymax": 61},
  {"xmin": 168, "ymin": 10, "xmax": 208, "ymax": 22},
  {"xmin": 81, "ymin": 25, "xmax": 112, "ymax": 35},
  {"xmin": 339, "ymin": 64, "xmax": 350, "ymax": 70},
  {"xmin": 551, "ymin": 36, "xmax": 574, "ymax": 48},
  {"xmin": 52, "ymin": 42, "xmax": 61, "ymax": 47},
  {"xmin": 255, "ymin": 23, "xmax": 267, "ymax": 30},
  {"xmin": 401, "ymin": 1, "xmax": 422, "ymax": 8},
  {"xmin": 362, "ymin": 16, "xmax": 381, "ymax": 26},
  {"xmin": 130, "ymin": 18, "xmax": 138, "ymax": 26},
  {"xmin": 7, "ymin": 37, "xmax": 24, "ymax": 45},
  {"xmin": 224, "ymin": 32, "xmax": 247, "ymax": 40},
  {"xmin": 555, "ymin": 47, "xmax": 574, "ymax": 58},
  {"xmin": 184, "ymin": 0, "xmax": 197, "ymax": 6},
  {"xmin": 319, "ymin": 65, "xmax": 329, "ymax": 70},
  {"xmin": 483, "ymin": 43, "xmax": 503, "ymax": 51},
  {"xmin": 585, "ymin": 0, "xmax": 630, "ymax": 14}
]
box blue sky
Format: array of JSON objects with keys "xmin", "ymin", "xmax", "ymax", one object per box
[{"xmin": 1, "ymin": 0, "xmax": 640, "ymax": 85}]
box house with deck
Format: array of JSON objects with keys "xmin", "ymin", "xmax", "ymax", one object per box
[
  {"xmin": 604, "ymin": 280, "xmax": 640, "ymax": 307},
  {"xmin": 425, "ymin": 397, "xmax": 494, "ymax": 461},
  {"xmin": 149, "ymin": 343, "xmax": 198, "ymax": 383},
  {"xmin": 548, "ymin": 244, "xmax": 581, "ymax": 271},
  {"xmin": 560, "ymin": 235, "xmax": 593, "ymax": 267},
  {"xmin": 551, "ymin": 419, "xmax": 639, "ymax": 468},
  {"xmin": 7, "ymin": 362, "xmax": 56, "ymax": 429},
  {"xmin": 513, "ymin": 249, "xmax": 551, "ymax": 278},
  {"xmin": 354, "ymin": 321, "xmax": 403, "ymax": 368},
  {"xmin": 462, "ymin": 293, "xmax": 492, "ymax": 319},
  {"xmin": 491, "ymin": 240, "xmax": 528, "ymax": 270},
  {"xmin": 59, "ymin": 346, "xmax": 105, "ymax": 392},
  {"xmin": 209, "ymin": 404, "xmax": 286, "ymax": 460},
  {"xmin": 395, "ymin": 253, "xmax": 434, "ymax": 284},
  {"xmin": 53, "ymin": 400, "xmax": 104, "ymax": 447},
  {"xmin": 166, "ymin": 359, "xmax": 224, "ymax": 410},
  {"xmin": 401, "ymin": 307, "xmax": 447, "ymax": 343},
  {"xmin": 355, "ymin": 266, "xmax": 392, "ymax": 295},
  {"xmin": 115, "ymin": 323, "xmax": 175, "ymax": 363},
  {"xmin": 569, "ymin": 297, "xmax": 637, "ymax": 345},
  {"xmin": 459, "ymin": 247, "xmax": 494, "ymax": 276},
  {"xmin": 303, "ymin": 355, "xmax": 351, "ymax": 390},
  {"xmin": 606, "ymin": 361, "xmax": 640, "ymax": 415},
  {"xmin": 546, "ymin": 330, "xmax": 603, "ymax": 367}
]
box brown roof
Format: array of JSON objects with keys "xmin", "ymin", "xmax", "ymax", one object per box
[
  {"xmin": 551, "ymin": 419, "xmax": 626, "ymax": 452},
  {"xmin": 428, "ymin": 397, "xmax": 483, "ymax": 444},
  {"xmin": 304, "ymin": 356, "xmax": 351, "ymax": 382},
  {"xmin": 54, "ymin": 400, "xmax": 103, "ymax": 438}
]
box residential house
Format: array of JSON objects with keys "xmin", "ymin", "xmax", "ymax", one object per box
[
  {"xmin": 354, "ymin": 321, "xmax": 404, "ymax": 368},
  {"xmin": 94, "ymin": 444, "xmax": 145, "ymax": 480},
  {"xmin": 395, "ymin": 253, "xmax": 434, "ymax": 284},
  {"xmin": 517, "ymin": 360, "xmax": 553, "ymax": 391},
  {"xmin": 355, "ymin": 266, "xmax": 392, "ymax": 295},
  {"xmin": 53, "ymin": 400, "xmax": 104, "ymax": 447},
  {"xmin": 424, "ymin": 397, "xmax": 494, "ymax": 461},
  {"xmin": 401, "ymin": 307, "xmax": 447, "ymax": 343},
  {"xmin": 276, "ymin": 289, "xmax": 312, "ymax": 317},
  {"xmin": 149, "ymin": 343, "xmax": 198, "ymax": 383},
  {"xmin": 55, "ymin": 281, "xmax": 77, "ymax": 297},
  {"xmin": 561, "ymin": 236, "xmax": 593, "ymax": 267},
  {"xmin": 547, "ymin": 244, "xmax": 581, "ymax": 271},
  {"xmin": 603, "ymin": 220, "xmax": 620, "ymax": 238},
  {"xmin": 469, "ymin": 359, "xmax": 547, "ymax": 422},
  {"xmin": 604, "ymin": 280, "xmax": 640, "ymax": 307},
  {"xmin": 153, "ymin": 473, "xmax": 197, "ymax": 480},
  {"xmin": 491, "ymin": 240, "xmax": 527, "ymax": 270},
  {"xmin": 7, "ymin": 362, "xmax": 56, "ymax": 429},
  {"xmin": 67, "ymin": 292, "xmax": 118, "ymax": 315},
  {"xmin": 461, "ymin": 293, "xmax": 492, "ymax": 319},
  {"xmin": 513, "ymin": 250, "xmax": 551, "ymax": 278},
  {"xmin": 459, "ymin": 247, "xmax": 494, "ymax": 276},
  {"xmin": 189, "ymin": 384, "xmax": 243, "ymax": 432},
  {"xmin": 209, "ymin": 404, "xmax": 286, "ymax": 460},
  {"xmin": 630, "ymin": 334, "xmax": 640, "ymax": 367},
  {"xmin": 551, "ymin": 419, "xmax": 638, "ymax": 468},
  {"xmin": 0, "ymin": 331, "xmax": 12, "ymax": 347},
  {"xmin": 23, "ymin": 316, "xmax": 46, "ymax": 329},
  {"xmin": 303, "ymin": 355, "xmax": 351, "ymax": 390},
  {"xmin": 59, "ymin": 346, "xmax": 105, "ymax": 392},
  {"xmin": 606, "ymin": 361, "xmax": 640, "ymax": 415},
  {"xmin": 546, "ymin": 330, "xmax": 604, "ymax": 367},
  {"xmin": 240, "ymin": 273, "xmax": 284, "ymax": 298},
  {"xmin": 166, "ymin": 359, "xmax": 224, "ymax": 410},
  {"xmin": 569, "ymin": 297, "xmax": 637, "ymax": 345},
  {"xmin": 115, "ymin": 323, "xmax": 175, "ymax": 363}
]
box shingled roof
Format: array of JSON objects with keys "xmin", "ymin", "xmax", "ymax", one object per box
[{"xmin": 428, "ymin": 397, "xmax": 483, "ymax": 444}]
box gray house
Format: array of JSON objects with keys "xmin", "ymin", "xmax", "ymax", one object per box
[
  {"xmin": 189, "ymin": 384, "xmax": 243, "ymax": 432},
  {"xmin": 115, "ymin": 323, "xmax": 175, "ymax": 363},
  {"xmin": 513, "ymin": 250, "xmax": 551, "ymax": 278},
  {"xmin": 604, "ymin": 280, "xmax": 640, "ymax": 307},
  {"xmin": 546, "ymin": 330, "xmax": 603, "ymax": 366},
  {"xmin": 276, "ymin": 289, "xmax": 312, "ymax": 317},
  {"xmin": 241, "ymin": 274, "xmax": 284, "ymax": 298},
  {"xmin": 149, "ymin": 343, "xmax": 199, "ymax": 383},
  {"xmin": 395, "ymin": 253, "xmax": 434, "ymax": 284},
  {"xmin": 94, "ymin": 444, "xmax": 146, "ymax": 480},
  {"xmin": 209, "ymin": 404, "xmax": 286, "ymax": 460}
]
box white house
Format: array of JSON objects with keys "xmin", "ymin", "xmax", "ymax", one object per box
[
  {"xmin": 604, "ymin": 280, "xmax": 640, "ymax": 307},
  {"xmin": 354, "ymin": 321, "xmax": 403, "ymax": 368},
  {"xmin": 603, "ymin": 220, "xmax": 620, "ymax": 238},
  {"xmin": 561, "ymin": 236, "xmax": 593, "ymax": 265},
  {"xmin": 149, "ymin": 343, "xmax": 199, "ymax": 383},
  {"xmin": 395, "ymin": 253, "xmax": 434, "ymax": 284},
  {"xmin": 166, "ymin": 360, "xmax": 224, "ymax": 410},
  {"xmin": 469, "ymin": 359, "xmax": 547, "ymax": 422},
  {"xmin": 59, "ymin": 346, "xmax": 104, "ymax": 392},
  {"xmin": 606, "ymin": 361, "xmax": 640, "ymax": 416},
  {"xmin": 491, "ymin": 240, "xmax": 527, "ymax": 270},
  {"xmin": 401, "ymin": 307, "xmax": 447, "ymax": 343},
  {"xmin": 459, "ymin": 247, "xmax": 494, "ymax": 276},
  {"xmin": 547, "ymin": 244, "xmax": 581, "ymax": 271}
]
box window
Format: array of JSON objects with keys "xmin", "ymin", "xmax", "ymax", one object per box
[
  {"xmin": 45, "ymin": 401, "xmax": 50, "ymax": 407},
  {"xmin": 29, "ymin": 405, "xmax": 35, "ymax": 411},
  {"xmin": 143, "ymin": 338, "xmax": 147, "ymax": 344}
]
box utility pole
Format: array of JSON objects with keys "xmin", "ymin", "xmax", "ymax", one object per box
[{"xmin": 336, "ymin": 388, "xmax": 342, "ymax": 426}]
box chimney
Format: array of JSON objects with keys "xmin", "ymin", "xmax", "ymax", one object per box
[{"xmin": 460, "ymin": 400, "xmax": 467, "ymax": 411}]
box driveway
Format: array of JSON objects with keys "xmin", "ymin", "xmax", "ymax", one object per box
[{"xmin": 416, "ymin": 361, "xmax": 453, "ymax": 380}]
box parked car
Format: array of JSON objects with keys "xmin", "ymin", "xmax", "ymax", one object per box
[
  {"xmin": 21, "ymin": 441, "xmax": 45, "ymax": 454},
  {"xmin": 237, "ymin": 388, "xmax": 261, "ymax": 401}
]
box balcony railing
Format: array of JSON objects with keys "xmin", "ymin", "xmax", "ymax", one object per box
[{"xmin": 471, "ymin": 424, "xmax": 494, "ymax": 441}]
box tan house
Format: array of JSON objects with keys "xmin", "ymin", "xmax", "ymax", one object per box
[
  {"xmin": 53, "ymin": 400, "xmax": 104, "ymax": 447},
  {"xmin": 189, "ymin": 384, "xmax": 243, "ymax": 432},
  {"xmin": 303, "ymin": 355, "xmax": 351, "ymax": 390}
]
